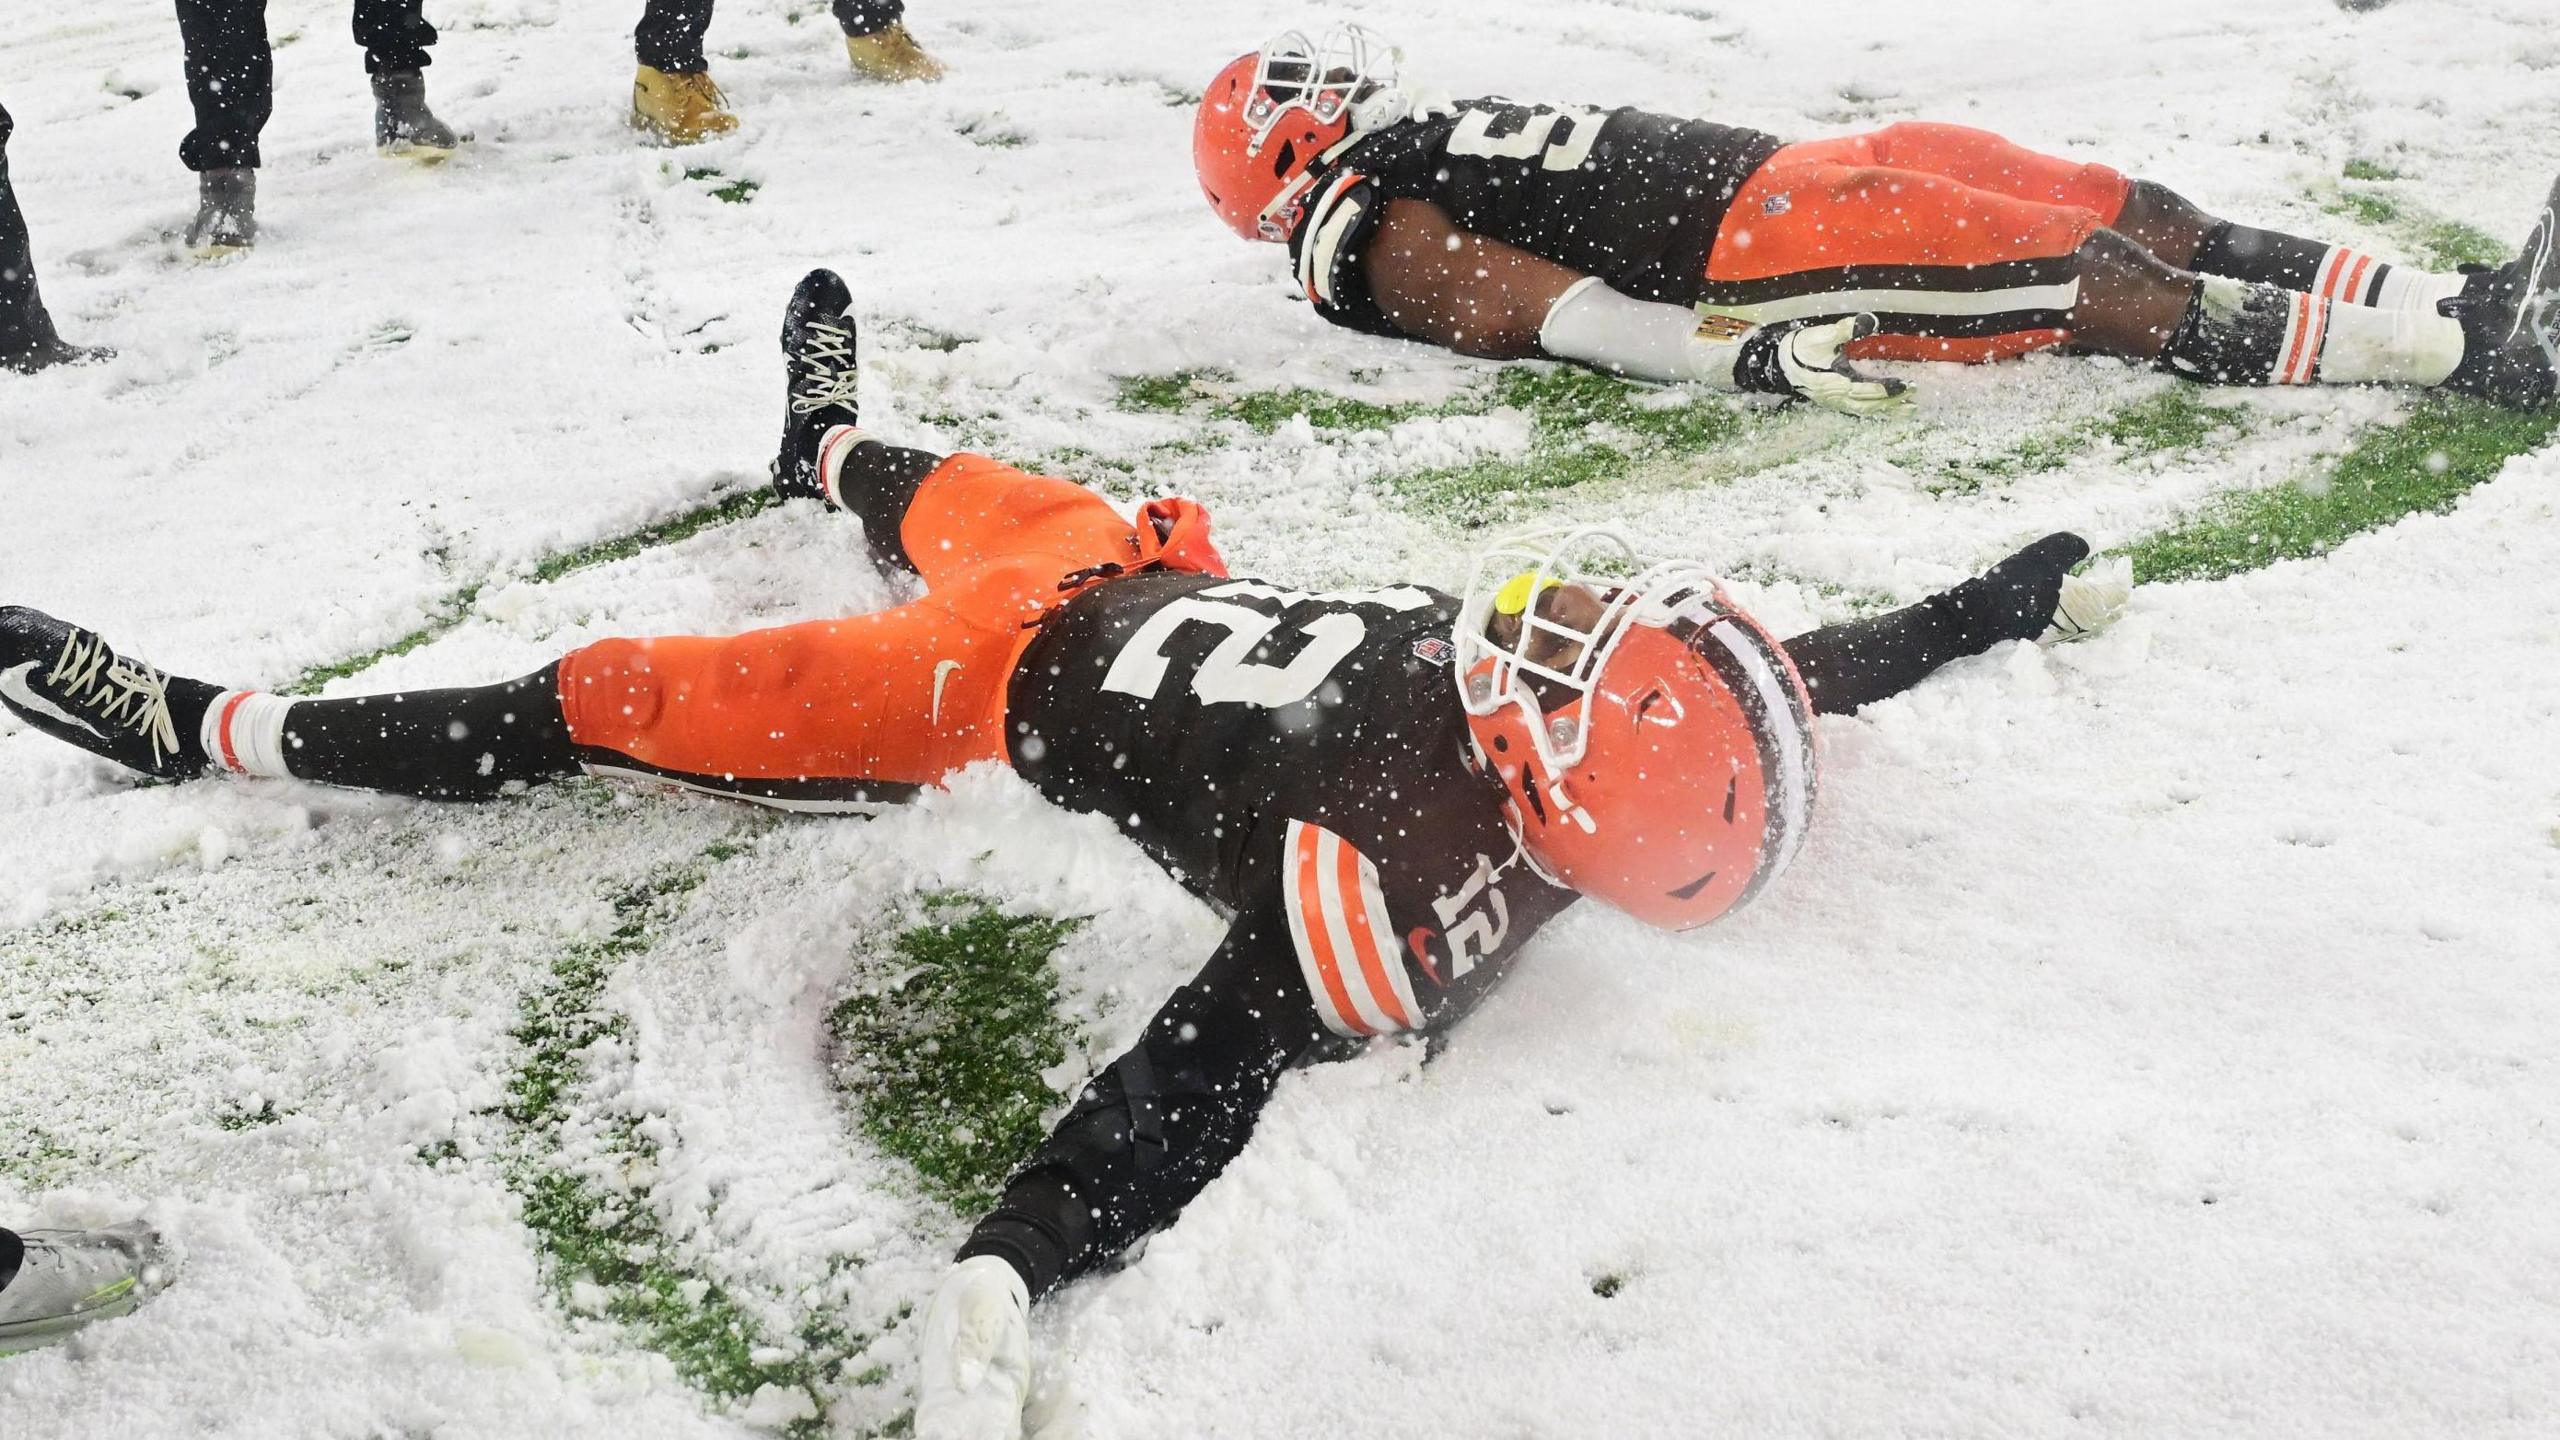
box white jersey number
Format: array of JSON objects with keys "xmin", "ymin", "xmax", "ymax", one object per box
[
  {"xmin": 1429, "ymin": 853, "xmax": 1513, "ymax": 981},
  {"xmin": 1102, "ymin": 581, "xmax": 1434, "ymax": 710},
  {"xmin": 1446, "ymin": 105, "xmax": 1605, "ymax": 173}
]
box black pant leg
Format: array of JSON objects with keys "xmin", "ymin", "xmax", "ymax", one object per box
[
  {"xmin": 174, "ymin": 0, "xmax": 273, "ymax": 172},
  {"xmin": 352, "ymin": 0, "xmax": 438, "ymax": 74},
  {"xmin": 277, "ymin": 666, "xmax": 579, "ymax": 800},
  {"xmin": 832, "ymin": 0, "xmax": 905, "ymax": 37},
  {"xmin": 833, "ymin": 440, "xmax": 945, "ymax": 576},
  {"xmin": 634, "ymin": 0, "xmax": 713, "ymax": 72},
  {"xmin": 0, "ymin": 104, "xmax": 59, "ymax": 360}
]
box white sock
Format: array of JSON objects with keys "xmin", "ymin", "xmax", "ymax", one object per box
[
  {"xmin": 2309, "ymin": 244, "xmax": 2468, "ymax": 316},
  {"xmin": 2307, "ymin": 296, "xmax": 2465, "ymax": 387},
  {"xmin": 201, "ymin": 690, "xmax": 296, "ymax": 779}
]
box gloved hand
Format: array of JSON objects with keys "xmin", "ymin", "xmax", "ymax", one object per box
[
  {"xmin": 2047, "ymin": 554, "xmax": 2133, "ymax": 641},
  {"xmin": 915, "ymin": 1256, "xmax": 1034, "ymax": 1440},
  {"xmin": 1737, "ymin": 313, "xmax": 1915, "ymax": 417}
]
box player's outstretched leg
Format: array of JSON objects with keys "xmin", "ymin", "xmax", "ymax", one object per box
[
  {"xmin": 2112, "ymin": 179, "xmax": 2472, "ymax": 316},
  {"xmin": 2, "ymin": 606, "xmax": 576, "ymax": 798},
  {"xmin": 0, "ymin": 1222, "xmax": 168, "ymax": 1355},
  {"xmin": 1783, "ymin": 533, "xmax": 2131, "ymax": 716},
  {"xmin": 2070, "ymin": 212, "xmax": 2556, "ymax": 406}
]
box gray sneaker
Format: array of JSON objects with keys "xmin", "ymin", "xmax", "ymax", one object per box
[{"xmin": 0, "ymin": 1223, "xmax": 168, "ymax": 1355}]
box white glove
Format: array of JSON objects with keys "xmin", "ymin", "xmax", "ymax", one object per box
[
  {"xmin": 2046, "ymin": 555, "xmax": 2133, "ymax": 641},
  {"xmin": 1757, "ymin": 313, "xmax": 1914, "ymax": 417},
  {"xmin": 915, "ymin": 1256, "xmax": 1034, "ymax": 1440}
]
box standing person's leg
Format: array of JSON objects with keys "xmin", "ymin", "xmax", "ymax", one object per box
[
  {"xmin": 835, "ymin": 0, "xmax": 944, "ymax": 83},
  {"xmin": 631, "ymin": 0, "xmax": 737, "ymax": 144},
  {"xmin": 354, "ymin": 0, "xmax": 466, "ymax": 158},
  {"xmin": 173, "ymin": 0, "xmax": 266, "ymax": 252},
  {"xmin": 1, "ymin": 101, "xmax": 108, "ymax": 372}
]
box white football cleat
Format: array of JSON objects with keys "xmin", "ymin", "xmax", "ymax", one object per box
[
  {"xmin": 0, "ymin": 1222, "xmax": 168, "ymax": 1354},
  {"xmin": 915, "ymin": 1255, "xmax": 1035, "ymax": 1440},
  {"xmin": 2046, "ymin": 556, "xmax": 2132, "ymax": 641}
]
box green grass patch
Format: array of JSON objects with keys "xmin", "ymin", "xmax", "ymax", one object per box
[
  {"xmin": 502, "ymin": 858, "xmax": 707, "ymax": 1133},
  {"xmin": 2125, "ymin": 393, "xmax": 2560, "ymax": 583},
  {"xmin": 1115, "ymin": 364, "xmax": 1761, "ymax": 525},
  {"xmin": 1390, "ymin": 367, "xmax": 1754, "ymax": 526},
  {"xmin": 680, "ymin": 167, "xmax": 760, "ymax": 203},
  {"xmin": 2342, "ymin": 157, "xmax": 2403, "ymax": 183},
  {"xmin": 285, "ymin": 585, "xmax": 485, "ymax": 694},
  {"xmin": 2323, "ymin": 184, "xmax": 2512, "ymax": 271},
  {"xmin": 496, "ymin": 840, "xmax": 880, "ymax": 1436},
  {"xmin": 283, "ymin": 487, "xmax": 777, "ymax": 694},
  {"xmin": 959, "ymin": 120, "xmax": 1028, "ymax": 149},
  {"xmin": 527, "ymin": 488, "xmax": 779, "ymax": 584},
  {"xmin": 1927, "ymin": 388, "xmax": 2252, "ymax": 496},
  {"xmin": 829, "ymin": 896, "xmax": 1084, "ymax": 1215},
  {"xmin": 1112, "ymin": 369, "xmax": 1426, "ymax": 433}
]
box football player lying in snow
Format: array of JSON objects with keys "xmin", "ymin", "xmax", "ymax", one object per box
[
  {"xmin": 0, "ymin": 271, "xmax": 2129, "ymax": 1439},
  {"xmin": 1196, "ymin": 26, "xmax": 2560, "ymax": 417}
]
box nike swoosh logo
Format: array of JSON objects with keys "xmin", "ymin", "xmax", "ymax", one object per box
[
  {"xmin": 930, "ymin": 659, "xmax": 962, "ymax": 726},
  {"xmin": 0, "ymin": 661, "xmax": 108, "ymax": 739},
  {"xmin": 2510, "ymin": 209, "xmax": 2557, "ymax": 345}
]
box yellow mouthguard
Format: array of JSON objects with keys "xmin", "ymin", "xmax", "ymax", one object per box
[{"xmin": 1494, "ymin": 572, "xmax": 1561, "ymax": 616}]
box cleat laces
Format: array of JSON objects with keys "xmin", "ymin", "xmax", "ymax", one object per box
[
  {"xmin": 790, "ymin": 321, "xmax": 860, "ymax": 416},
  {"xmin": 46, "ymin": 630, "xmax": 182, "ymax": 765}
]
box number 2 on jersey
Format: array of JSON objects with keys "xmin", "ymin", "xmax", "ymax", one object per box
[{"xmin": 1101, "ymin": 581, "xmax": 1432, "ymax": 709}]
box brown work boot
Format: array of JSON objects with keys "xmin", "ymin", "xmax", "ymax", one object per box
[
  {"xmin": 844, "ymin": 23, "xmax": 945, "ymax": 83},
  {"xmin": 630, "ymin": 65, "xmax": 739, "ymax": 145}
]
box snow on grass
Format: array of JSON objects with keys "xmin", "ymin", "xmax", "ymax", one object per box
[{"xmin": 5, "ymin": 0, "xmax": 2560, "ymax": 1436}]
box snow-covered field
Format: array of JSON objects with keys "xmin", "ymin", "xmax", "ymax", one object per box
[{"xmin": 5, "ymin": 0, "xmax": 2559, "ymax": 1434}]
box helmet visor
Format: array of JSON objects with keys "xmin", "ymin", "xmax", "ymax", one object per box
[
  {"xmin": 1456, "ymin": 527, "xmax": 1738, "ymax": 772},
  {"xmin": 1247, "ymin": 26, "xmax": 1397, "ymax": 137}
]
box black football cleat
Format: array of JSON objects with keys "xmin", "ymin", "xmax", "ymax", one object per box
[
  {"xmin": 772, "ymin": 268, "xmax": 861, "ymax": 503},
  {"xmin": 0, "ymin": 607, "xmax": 217, "ymax": 779},
  {"xmin": 2439, "ymin": 172, "xmax": 2560, "ymax": 408}
]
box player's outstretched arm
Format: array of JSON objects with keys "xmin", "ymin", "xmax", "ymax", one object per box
[
  {"xmin": 1784, "ymin": 534, "xmax": 2131, "ymax": 715},
  {"xmin": 1359, "ymin": 197, "xmax": 1909, "ymax": 416},
  {"xmin": 913, "ymin": 909, "xmax": 1329, "ymax": 1439}
]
